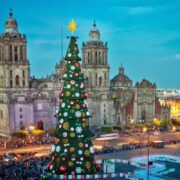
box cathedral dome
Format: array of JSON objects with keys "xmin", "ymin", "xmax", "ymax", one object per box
[
  {"xmin": 89, "ymin": 21, "xmax": 100, "ymax": 41},
  {"xmin": 111, "ymin": 66, "xmax": 132, "ymax": 88},
  {"xmin": 5, "ymin": 9, "xmax": 18, "ymax": 34}
]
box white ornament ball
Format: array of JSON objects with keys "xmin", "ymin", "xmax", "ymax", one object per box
[
  {"xmin": 56, "ymin": 145, "xmax": 60, "ymax": 152},
  {"xmin": 75, "ymin": 167, "xmax": 82, "ymax": 174},
  {"xmin": 78, "ymin": 150, "xmax": 83, "ymax": 155},
  {"xmin": 80, "ymin": 83, "xmax": 84, "ymax": 88},
  {"xmin": 70, "ymin": 80, "xmax": 75, "ymax": 85},
  {"xmin": 67, "ymin": 84, "xmax": 71, "ymax": 89},
  {"xmin": 75, "ymin": 92, "xmax": 80, "ymax": 97},
  {"xmin": 63, "ymin": 74, "xmax": 67, "ymax": 78},
  {"xmin": 63, "ymin": 112, "xmax": 68, "ymax": 117},
  {"xmin": 60, "ymin": 119, "xmax": 64, "ymax": 123},
  {"xmin": 86, "ymin": 111, "xmax": 90, "ymax": 116},
  {"xmin": 90, "ymin": 146, "xmax": 94, "ymax": 153},
  {"xmin": 63, "ymin": 132, "xmax": 67, "ymax": 137},
  {"xmin": 68, "ymin": 53, "xmax": 72, "ymax": 57},
  {"xmin": 71, "ymin": 66, "xmax": 75, "ymax": 70},
  {"xmin": 85, "ymin": 144, "xmax": 88, "ymax": 147},
  {"xmin": 75, "ymin": 111, "xmax": 81, "ymax": 118},
  {"xmin": 76, "ymin": 126, "xmax": 82, "ymax": 133},
  {"xmin": 59, "ymin": 124, "xmax": 62, "ymax": 128},
  {"xmin": 70, "ymin": 74, "xmax": 73, "ymax": 77},
  {"xmin": 64, "ymin": 149, "xmax": 68, "ymax": 153},
  {"xmin": 61, "ymin": 103, "xmax": 65, "ymax": 108},
  {"xmin": 70, "ymin": 127, "xmax": 74, "ymax": 131}
]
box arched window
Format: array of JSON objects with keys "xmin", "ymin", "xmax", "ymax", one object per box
[
  {"xmin": 23, "ymin": 80, "xmax": 25, "ymax": 87},
  {"xmin": 15, "ymin": 75, "xmax": 20, "ymax": 86},
  {"xmin": 95, "ymin": 51, "xmax": 97, "ymax": 63},
  {"xmin": 10, "ymin": 80, "xmax": 13, "ymax": 87},
  {"xmin": 22, "ymin": 70, "xmax": 25, "ymax": 78},
  {"xmin": 87, "ymin": 52, "xmax": 90, "ymax": 64},
  {"xmin": 0, "ymin": 110, "xmax": 3, "ymax": 120},
  {"xmin": 99, "ymin": 77, "xmax": 102, "ymax": 86},
  {"xmin": 99, "ymin": 52, "xmax": 101, "ymax": 64},
  {"xmin": 10, "ymin": 70, "xmax": 13, "ymax": 78}
]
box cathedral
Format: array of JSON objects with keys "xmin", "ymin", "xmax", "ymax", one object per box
[{"xmin": 0, "ymin": 10, "xmax": 170, "ymax": 135}]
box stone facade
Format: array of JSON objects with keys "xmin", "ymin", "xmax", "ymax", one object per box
[{"xmin": 0, "ymin": 11, "xmax": 171, "ymax": 135}]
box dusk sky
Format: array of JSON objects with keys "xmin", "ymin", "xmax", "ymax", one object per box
[{"xmin": 0, "ymin": 0, "xmax": 180, "ymax": 89}]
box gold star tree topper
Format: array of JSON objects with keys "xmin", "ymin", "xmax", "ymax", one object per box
[{"xmin": 68, "ymin": 20, "xmax": 77, "ymax": 34}]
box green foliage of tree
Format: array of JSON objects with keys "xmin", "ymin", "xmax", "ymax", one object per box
[
  {"xmin": 160, "ymin": 119, "xmax": 171, "ymax": 127},
  {"xmin": 171, "ymin": 119, "xmax": 180, "ymax": 126},
  {"xmin": 49, "ymin": 36, "xmax": 97, "ymax": 175},
  {"xmin": 135, "ymin": 123, "xmax": 143, "ymax": 129},
  {"xmin": 113, "ymin": 125, "xmax": 123, "ymax": 131},
  {"xmin": 144, "ymin": 123, "xmax": 153, "ymax": 128},
  {"xmin": 123, "ymin": 125, "xmax": 132, "ymax": 130},
  {"xmin": 101, "ymin": 125, "xmax": 113, "ymax": 133}
]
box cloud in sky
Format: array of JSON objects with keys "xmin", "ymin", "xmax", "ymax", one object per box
[{"xmin": 174, "ymin": 54, "xmax": 180, "ymax": 59}]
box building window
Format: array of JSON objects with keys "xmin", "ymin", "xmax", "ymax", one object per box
[
  {"xmin": 20, "ymin": 108, "xmax": 22, "ymax": 112},
  {"xmin": 0, "ymin": 110, "xmax": 3, "ymax": 119},
  {"xmin": 37, "ymin": 103, "xmax": 43, "ymax": 110},
  {"xmin": 15, "ymin": 75, "xmax": 20, "ymax": 86},
  {"xmin": 99, "ymin": 77, "xmax": 102, "ymax": 86},
  {"xmin": 23, "ymin": 80, "xmax": 25, "ymax": 87},
  {"xmin": 10, "ymin": 70, "xmax": 13, "ymax": 78},
  {"xmin": 20, "ymin": 46, "xmax": 23, "ymax": 60},
  {"xmin": 22, "ymin": 70, "xmax": 25, "ymax": 78},
  {"xmin": 14, "ymin": 46, "xmax": 18, "ymax": 61},
  {"xmin": 10, "ymin": 45, "xmax": 12, "ymax": 61},
  {"xmin": 10, "ymin": 80, "xmax": 13, "ymax": 87},
  {"xmin": 20, "ymin": 114, "xmax": 23, "ymax": 119}
]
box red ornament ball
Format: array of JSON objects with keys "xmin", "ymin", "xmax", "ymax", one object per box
[
  {"xmin": 62, "ymin": 157, "xmax": 66, "ymax": 161},
  {"xmin": 81, "ymin": 118, "xmax": 86, "ymax": 122},
  {"xmin": 70, "ymin": 101, "xmax": 74, "ymax": 105},
  {"xmin": 75, "ymin": 73, "xmax": 79, "ymax": 77},
  {"xmin": 83, "ymin": 93, "xmax": 88, "ymax": 98},
  {"xmin": 59, "ymin": 165, "xmax": 67, "ymax": 174},
  {"xmin": 68, "ymin": 61, "xmax": 72, "ymax": 64},
  {"xmin": 95, "ymin": 163, "xmax": 101, "ymax": 171}
]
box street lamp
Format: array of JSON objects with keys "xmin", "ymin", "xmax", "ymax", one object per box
[
  {"xmin": 172, "ymin": 126, "xmax": 176, "ymax": 131},
  {"xmin": 143, "ymin": 127, "xmax": 150, "ymax": 180},
  {"xmin": 29, "ymin": 125, "xmax": 35, "ymax": 140}
]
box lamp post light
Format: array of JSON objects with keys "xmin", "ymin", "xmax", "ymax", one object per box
[
  {"xmin": 29, "ymin": 125, "xmax": 35, "ymax": 140},
  {"xmin": 143, "ymin": 127, "xmax": 150, "ymax": 180}
]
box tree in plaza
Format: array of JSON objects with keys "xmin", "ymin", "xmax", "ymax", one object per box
[{"xmin": 49, "ymin": 20, "xmax": 99, "ymax": 175}]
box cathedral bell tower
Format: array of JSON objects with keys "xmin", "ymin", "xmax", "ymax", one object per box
[
  {"xmin": 81, "ymin": 21, "xmax": 112, "ymax": 126},
  {"xmin": 82, "ymin": 21, "xmax": 109, "ymax": 89},
  {"xmin": 0, "ymin": 9, "xmax": 30, "ymax": 89}
]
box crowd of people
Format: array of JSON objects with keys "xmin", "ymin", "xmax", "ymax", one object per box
[
  {"xmin": 0, "ymin": 136, "xmax": 55, "ymax": 149},
  {"xmin": 94, "ymin": 139, "xmax": 180, "ymax": 155},
  {"xmin": 0, "ymin": 139, "xmax": 179, "ymax": 179},
  {"xmin": 0, "ymin": 152, "xmax": 50, "ymax": 180}
]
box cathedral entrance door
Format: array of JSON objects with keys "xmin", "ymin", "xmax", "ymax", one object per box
[
  {"xmin": 37, "ymin": 120, "xmax": 44, "ymax": 130},
  {"xmin": 141, "ymin": 111, "xmax": 146, "ymax": 122}
]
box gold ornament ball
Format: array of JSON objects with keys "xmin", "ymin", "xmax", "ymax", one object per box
[
  {"xmin": 85, "ymin": 161, "xmax": 91, "ymax": 169},
  {"xmin": 78, "ymin": 142, "xmax": 83, "ymax": 148},
  {"xmin": 63, "ymin": 122, "xmax": 69, "ymax": 130},
  {"xmin": 70, "ymin": 132, "xmax": 75, "ymax": 137},
  {"xmin": 85, "ymin": 150, "xmax": 90, "ymax": 157},
  {"xmin": 68, "ymin": 161, "xmax": 74, "ymax": 167}
]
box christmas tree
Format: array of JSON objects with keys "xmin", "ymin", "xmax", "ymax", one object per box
[{"xmin": 49, "ymin": 20, "xmax": 98, "ymax": 175}]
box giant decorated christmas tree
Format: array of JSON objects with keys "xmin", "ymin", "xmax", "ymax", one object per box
[{"xmin": 49, "ymin": 20, "xmax": 98, "ymax": 175}]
